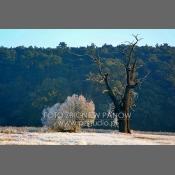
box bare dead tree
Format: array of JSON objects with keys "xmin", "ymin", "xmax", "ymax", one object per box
[
  {"xmin": 87, "ymin": 35, "xmax": 143, "ymax": 133},
  {"xmin": 69, "ymin": 35, "xmax": 145, "ymax": 133}
]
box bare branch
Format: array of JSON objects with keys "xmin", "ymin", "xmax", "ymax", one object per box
[{"xmin": 125, "ymin": 34, "xmax": 143, "ymax": 68}]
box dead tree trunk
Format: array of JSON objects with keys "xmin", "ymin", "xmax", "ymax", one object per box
[
  {"xmin": 120, "ymin": 36, "xmax": 140, "ymax": 133},
  {"xmin": 108, "ymin": 35, "xmax": 139, "ymax": 134},
  {"xmin": 73, "ymin": 35, "xmax": 142, "ymax": 133},
  {"xmin": 120, "ymin": 86, "xmax": 131, "ymax": 133}
]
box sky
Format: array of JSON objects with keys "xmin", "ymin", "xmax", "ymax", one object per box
[{"xmin": 0, "ymin": 29, "xmax": 175, "ymax": 48}]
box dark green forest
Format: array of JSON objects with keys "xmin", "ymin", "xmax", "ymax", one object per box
[{"xmin": 0, "ymin": 42, "xmax": 175, "ymax": 131}]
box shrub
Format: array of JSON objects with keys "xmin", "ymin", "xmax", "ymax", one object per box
[{"xmin": 41, "ymin": 94, "xmax": 96, "ymax": 132}]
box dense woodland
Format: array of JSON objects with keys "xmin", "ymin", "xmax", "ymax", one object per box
[{"xmin": 0, "ymin": 42, "xmax": 175, "ymax": 131}]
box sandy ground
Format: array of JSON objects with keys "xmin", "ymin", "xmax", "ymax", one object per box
[{"xmin": 0, "ymin": 127, "xmax": 175, "ymax": 145}]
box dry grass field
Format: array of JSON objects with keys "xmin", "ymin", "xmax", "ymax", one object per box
[{"xmin": 0, "ymin": 127, "xmax": 174, "ymax": 145}]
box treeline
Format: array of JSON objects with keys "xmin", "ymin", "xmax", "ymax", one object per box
[{"xmin": 0, "ymin": 42, "xmax": 175, "ymax": 131}]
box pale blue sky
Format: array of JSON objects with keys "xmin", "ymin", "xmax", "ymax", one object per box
[{"xmin": 0, "ymin": 29, "xmax": 175, "ymax": 48}]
